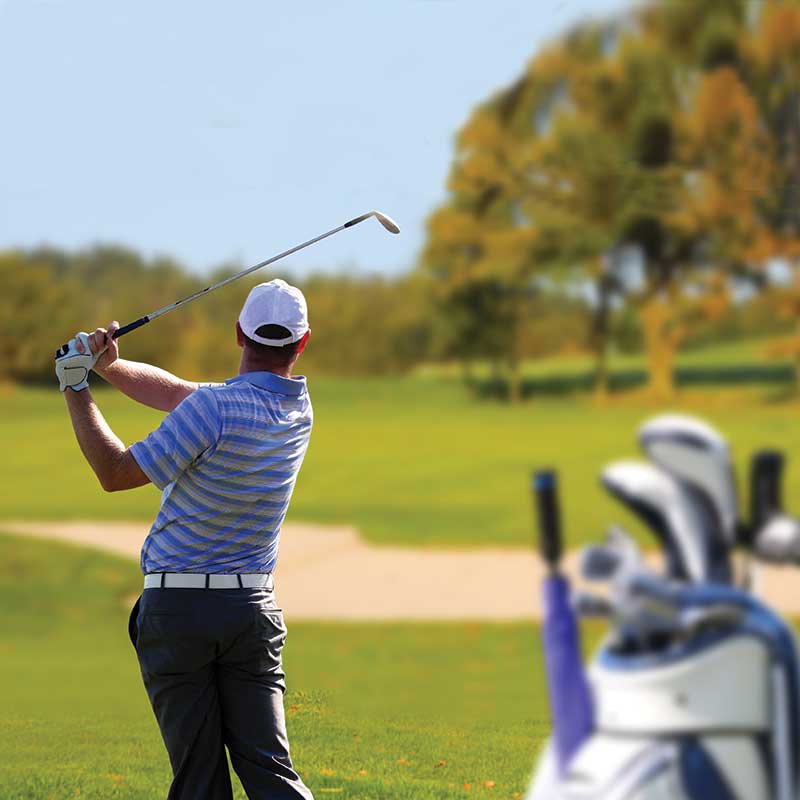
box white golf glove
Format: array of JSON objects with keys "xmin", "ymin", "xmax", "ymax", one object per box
[{"xmin": 54, "ymin": 332, "xmax": 104, "ymax": 392}]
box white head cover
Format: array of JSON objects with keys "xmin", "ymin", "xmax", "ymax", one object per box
[{"xmin": 239, "ymin": 279, "xmax": 309, "ymax": 345}]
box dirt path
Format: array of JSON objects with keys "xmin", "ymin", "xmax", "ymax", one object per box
[{"xmin": 4, "ymin": 520, "xmax": 800, "ymax": 620}]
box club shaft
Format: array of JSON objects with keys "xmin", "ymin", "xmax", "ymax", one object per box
[{"xmin": 113, "ymin": 217, "xmax": 359, "ymax": 339}]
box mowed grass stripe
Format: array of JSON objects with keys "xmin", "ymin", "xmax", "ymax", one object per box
[{"xmin": 4, "ymin": 380, "xmax": 800, "ymax": 546}]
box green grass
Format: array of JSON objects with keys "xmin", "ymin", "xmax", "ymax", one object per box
[
  {"xmin": 0, "ymin": 533, "xmax": 547, "ymax": 799},
  {"xmin": 4, "ymin": 379, "xmax": 800, "ymax": 548}
]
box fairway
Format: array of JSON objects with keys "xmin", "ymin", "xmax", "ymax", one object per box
[
  {"xmin": 0, "ymin": 533, "xmax": 548, "ymax": 799},
  {"xmin": 4, "ymin": 380, "xmax": 800, "ymax": 548}
]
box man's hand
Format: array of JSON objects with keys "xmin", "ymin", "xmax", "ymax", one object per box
[
  {"xmin": 55, "ymin": 332, "xmax": 103, "ymax": 392},
  {"xmin": 76, "ymin": 322, "xmax": 197, "ymax": 412},
  {"xmin": 87, "ymin": 321, "xmax": 120, "ymax": 372}
]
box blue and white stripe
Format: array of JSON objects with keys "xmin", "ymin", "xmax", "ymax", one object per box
[{"xmin": 130, "ymin": 371, "xmax": 312, "ymax": 574}]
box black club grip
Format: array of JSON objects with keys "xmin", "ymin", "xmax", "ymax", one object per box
[
  {"xmin": 750, "ymin": 450, "xmax": 784, "ymax": 530},
  {"xmin": 112, "ymin": 316, "xmax": 150, "ymax": 339},
  {"xmin": 533, "ymin": 469, "xmax": 562, "ymax": 569},
  {"xmin": 344, "ymin": 213, "xmax": 371, "ymax": 228}
]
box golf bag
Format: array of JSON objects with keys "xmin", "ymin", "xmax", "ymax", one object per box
[{"xmin": 528, "ymin": 414, "xmax": 800, "ymax": 800}]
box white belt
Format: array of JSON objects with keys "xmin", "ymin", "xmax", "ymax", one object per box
[{"xmin": 144, "ymin": 572, "xmax": 274, "ymax": 590}]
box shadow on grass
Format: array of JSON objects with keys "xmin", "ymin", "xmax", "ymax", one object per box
[{"xmin": 470, "ymin": 363, "xmax": 797, "ymax": 402}]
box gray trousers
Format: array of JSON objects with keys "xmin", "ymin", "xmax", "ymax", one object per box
[{"xmin": 128, "ymin": 585, "xmax": 314, "ymax": 800}]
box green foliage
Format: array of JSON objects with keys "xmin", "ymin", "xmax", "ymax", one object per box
[
  {"xmin": 0, "ymin": 241, "xmax": 600, "ymax": 390},
  {"xmin": 685, "ymin": 288, "xmax": 796, "ymax": 347},
  {"xmin": 0, "ymin": 245, "xmax": 437, "ymax": 382},
  {"xmin": 302, "ymin": 273, "xmax": 432, "ymax": 376},
  {"xmin": 0, "ymin": 533, "xmax": 544, "ymax": 798},
  {"xmin": 632, "ymin": 112, "xmax": 673, "ymax": 169}
]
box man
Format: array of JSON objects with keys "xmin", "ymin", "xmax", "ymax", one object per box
[{"xmin": 54, "ymin": 279, "xmax": 315, "ymax": 800}]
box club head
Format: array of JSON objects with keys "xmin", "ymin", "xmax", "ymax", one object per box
[
  {"xmin": 579, "ymin": 545, "xmax": 622, "ymax": 582},
  {"xmin": 753, "ymin": 514, "xmax": 800, "ymax": 564},
  {"xmin": 601, "ymin": 460, "xmax": 712, "ymax": 583},
  {"xmin": 605, "ymin": 525, "xmax": 643, "ymax": 566},
  {"xmin": 678, "ymin": 604, "xmax": 743, "ymax": 635},
  {"xmin": 639, "ymin": 414, "xmax": 738, "ymax": 547},
  {"xmin": 572, "ymin": 591, "xmax": 613, "ymax": 618},
  {"xmin": 372, "ymin": 211, "xmax": 400, "ymax": 234}
]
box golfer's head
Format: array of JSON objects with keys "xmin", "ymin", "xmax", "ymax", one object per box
[{"xmin": 237, "ymin": 279, "xmax": 310, "ymax": 369}]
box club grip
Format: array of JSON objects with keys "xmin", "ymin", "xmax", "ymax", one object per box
[
  {"xmin": 343, "ymin": 213, "xmax": 371, "ymax": 228},
  {"xmin": 112, "ymin": 316, "xmax": 150, "ymax": 339},
  {"xmin": 750, "ymin": 450, "xmax": 784, "ymax": 530},
  {"xmin": 533, "ymin": 469, "xmax": 562, "ymax": 569}
]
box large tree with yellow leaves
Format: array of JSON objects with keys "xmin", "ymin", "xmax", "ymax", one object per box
[{"xmin": 423, "ymin": 0, "xmax": 797, "ymax": 400}]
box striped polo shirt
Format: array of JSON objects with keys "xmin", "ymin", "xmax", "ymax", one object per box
[{"xmin": 129, "ymin": 371, "xmax": 312, "ymax": 575}]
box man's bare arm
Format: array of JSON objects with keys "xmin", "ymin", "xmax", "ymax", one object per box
[
  {"xmin": 96, "ymin": 359, "xmax": 198, "ymax": 412},
  {"xmin": 63, "ymin": 388, "xmax": 151, "ymax": 492},
  {"xmin": 88, "ymin": 322, "xmax": 197, "ymax": 412}
]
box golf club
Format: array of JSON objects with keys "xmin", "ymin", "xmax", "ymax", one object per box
[
  {"xmin": 532, "ymin": 419, "xmax": 800, "ymax": 800},
  {"xmin": 111, "ymin": 210, "xmax": 400, "ymax": 339},
  {"xmin": 601, "ymin": 461, "xmax": 706, "ymax": 582},
  {"xmin": 639, "ymin": 415, "xmax": 738, "ymax": 540},
  {"xmin": 533, "ymin": 469, "xmax": 594, "ymax": 776},
  {"xmin": 639, "ymin": 415, "xmax": 739, "ymax": 570}
]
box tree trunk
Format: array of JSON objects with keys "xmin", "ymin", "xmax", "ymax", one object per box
[
  {"xmin": 461, "ymin": 358, "xmax": 473, "ymax": 384},
  {"xmin": 794, "ymin": 318, "xmax": 800, "ymax": 397},
  {"xmin": 508, "ymin": 357, "xmax": 522, "ymax": 404},
  {"xmin": 794, "ymin": 352, "xmax": 800, "ymax": 398},
  {"xmin": 507, "ymin": 304, "xmax": 524, "ymax": 404},
  {"xmin": 593, "ymin": 341, "xmax": 610, "ymax": 401},
  {"xmin": 592, "ymin": 265, "xmax": 614, "ymax": 402},
  {"xmin": 592, "ymin": 293, "xmax": 611, "ymax": 400},
  {"xmin": 640, "ymin": 295, "xmax": 677, "ymax": 401}
]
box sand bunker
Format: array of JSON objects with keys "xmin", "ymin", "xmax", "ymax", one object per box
[{"xmin": 4, "ymin": 520, "xmax": 800, "ymax": 620}]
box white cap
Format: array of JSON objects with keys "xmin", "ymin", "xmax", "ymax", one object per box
[{"xmin": 239, "ymin": 279, "xmax": 309, "ymax": 345}]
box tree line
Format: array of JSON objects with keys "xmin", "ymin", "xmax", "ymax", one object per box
[
  {"xmin": 0, "ymin": 246, "xmax": 433, "ymax": 383},
  {"xmin": 1, "ymin": 244, "xmax": 600, "ymax": 384},
  {"xmin": 0, "ymin": 241, "xmax": 794, "ymax": 388}
]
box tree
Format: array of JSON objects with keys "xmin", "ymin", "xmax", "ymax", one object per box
[
  {"xmin": 745, "ymin": 2, "xmax": 800, "ymax": 392},
  {"xmin": 422, "ymin": 0, "xmax": 787, "ymax": 400},
  {"xmin": 0, "ymin": 250, "xmax": 76, "ymax": 383},
  {"xmin": 422, "ymin": 42, "xmax": 587, "ymax": 402}
]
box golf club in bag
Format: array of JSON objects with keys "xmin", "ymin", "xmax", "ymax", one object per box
[
  {"xmin": 534, "ymin": 470, "xmax": 594, "ymax": 776},
  {"xmin": 528, "ymin": 414, "xmax": 800, "ymax": 800}
]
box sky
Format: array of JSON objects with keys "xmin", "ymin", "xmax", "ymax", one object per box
[{"xmin": 0, "ymin": 0, "xmax": 634, "ymax": 277}]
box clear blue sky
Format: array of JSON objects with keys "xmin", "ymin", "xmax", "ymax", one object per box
[{"xmin": 0, "ymin": 0, "xmax": 632, "ymax": 276}]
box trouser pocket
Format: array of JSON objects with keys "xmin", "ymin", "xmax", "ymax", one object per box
[
  {"xmin": 252, "ymin": 605, "xmax": 288, "ymax": 688},
  {"xmin": 128, "ymin": 594, "xmax": 142, "ymax": 650}
]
